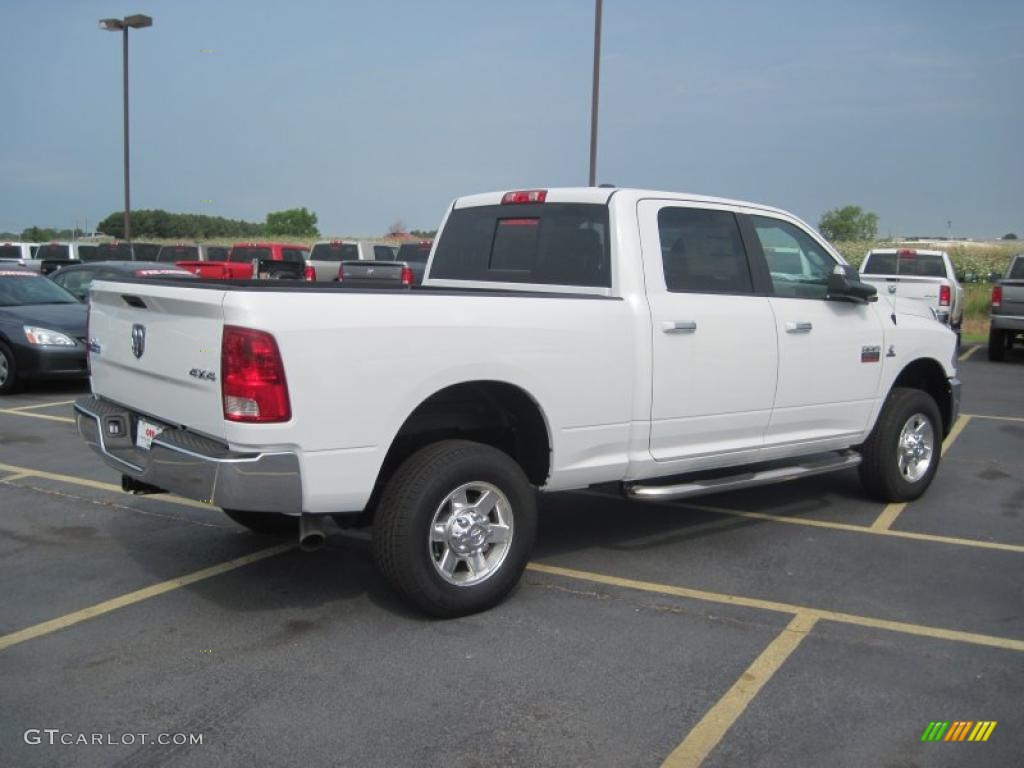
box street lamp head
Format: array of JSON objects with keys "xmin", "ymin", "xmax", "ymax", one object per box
[
  {"xmin": 98, "ymin": 14, "xmax": 153, "ymax": 31},
  {"xmin": 123, "ymin": 14, "xmax": 153, "ymax": 29}
]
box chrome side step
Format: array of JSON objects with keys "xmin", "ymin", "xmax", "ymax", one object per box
[{"xmin": 624, "ymin": 450, "xmax": 862, "ymax": 502}]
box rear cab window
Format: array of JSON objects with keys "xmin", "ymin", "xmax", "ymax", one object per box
[
  {"xmin": 96, "ymin": 243, "xmax": 133, "ymax": 261},
  {"xmin": 374, "ymin": 245, "xmax": 396, "ymax": 260},
  {"xmin": 157, "ymin": 246, "xmax": 198, "ymax": 262},
  {"xmin": 281, "ymin": 248, "xmax": 309, "ymax": 263},
  {"xmin": 36, "ymin": 244, "xmax": 70, "ymax": 260},
  {"xmin": 311, "ymin": 243, "xmax": 359, "ymax": 262},
  {"xmin": 229, "ymin": 247, "xmax": 272, "ymax": 263},
  {"xmin": 0, "ymin": 245, "xmax": 24, "ymax": 260},
  {"xmin": 430, "ymin": 204, "xmax": 609, "ymax": 287},
  {"xmin": 864, "ymin": 251, "xmax": 946, "ymax": 277}
]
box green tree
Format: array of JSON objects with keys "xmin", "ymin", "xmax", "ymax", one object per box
[
  {"xmin": 1003, "ymin": 233, "xmax": 1018, "ymax": 240},
  {"xmin": 20, "ymin": 226, "xmax": 57, "ymax": 242},
  {"xmin": 818, "ymin": 206, "xmax": 879, "ymax": 242},
  {"xmin": 265, "ymin": 207, "xmax": 319, "ymax": 237}
]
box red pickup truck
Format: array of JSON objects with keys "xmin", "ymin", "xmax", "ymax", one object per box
[{"xmin": 176, "ymin": 242, "xmax": 312, "ymax": 280}]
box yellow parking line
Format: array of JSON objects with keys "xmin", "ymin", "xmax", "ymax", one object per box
[
  {"xmin": 958, "ymin": 345, "xmax": 980, "ymax": 362},
  {"xmin": 0, "ymin": 461, "xmax": 214, "ymax": 510},
  {"xmin": 965, "ymin": 412, "xmax": 1024, "ymax": 424},
  {"xmin": 0, "ymin": 407, "xmax": 75, "ymax": 424},
  {"xmin": 661, "ymin": 613, "xmax": 818, "ymax": 768},
  {"xmin": 7, "ymin": 399, "xmax": 77, "ymax": 411},
  {"xmin": 526, "ymin": 562, "xmax": 1024, "ymax": 652},
  {"xmin": 0, "ymin": 544, "xmax": 293, "ymax": 653},
  {"xmin": 871, "ymin": 414, "xmax": 972, "ymax": 531},
  {"xmin": 677, "ymin": 501, "xmax": 1024, "ymax": 554},
  {"xmin": 0, "ymin": 472, "xmax": 34, "ymax": 482}
]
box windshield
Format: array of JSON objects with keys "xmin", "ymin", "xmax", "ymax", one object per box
[{"xmin": 0, "ymin": 273, "xmax": 79, "ymax": 306}]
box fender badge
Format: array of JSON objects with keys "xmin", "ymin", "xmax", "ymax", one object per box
[
  {"xmin": 886, "ymin": 345, "xmax": 897, "ymax": 358},
  {"xmin": 861, "ymin": 346, "xmax": 881, "ymax": 363}
]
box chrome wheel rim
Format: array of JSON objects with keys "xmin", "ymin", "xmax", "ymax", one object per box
[
  {"xmin": 897, "ymin": 412, "xmax": 935, "ymax": 483},
  {"xmin": 428, "ymin": 481, "xmax": 514, "ymax": 587}
]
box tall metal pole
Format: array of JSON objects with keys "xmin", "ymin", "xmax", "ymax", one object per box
[
  {"xmin": 588, "ymin": 0, "xmax": 603, "ymax": 187},
  {"xmin": 122, "ymin": 26, "xmax": 131, "ymax": 241}
]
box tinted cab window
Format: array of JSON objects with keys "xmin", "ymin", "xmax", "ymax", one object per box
[
  {"xmin": 657, "ymin": 208, "xmax": 752, "ymax": 294},
  {"xmin": 311, "ymin": 243, "xmax": 359, "ymax": 262},
  {"xmin": 36, "ymin": 244, "xmax": 69, "ymax": 260},
  {"xmin": 229, "ymin": 247, "xmax": 272, "ymax": 263},
  {"xmin": 156, "ymin": 246, "xmax": 198, "ymax": 262},
  {"xmin": 431, "ymin": 204, "xmax": 609, "ymax": 287}
]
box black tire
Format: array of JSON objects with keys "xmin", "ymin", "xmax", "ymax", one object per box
[
  {"xmin": 858, "ymin": 387, "xmax": 943, "ymax": 502},
  {"xmin": 223, "ymin": 508, "xmax": 299, "ymax": 535},
  {"xmin": 373, "ymin": 440, "xmax": 537, "ymax": 618},
  {"xmin": 987, "ymin": 327, "xmax": 1005, "ymax": 362},
  {"xmin": 0, "ymin": 341, "xmax": 19, "ymax": 395}
]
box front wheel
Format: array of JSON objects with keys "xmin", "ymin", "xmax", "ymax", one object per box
[
  {"xmin": 373, "ymin": 440, "xmax": 537, "ymax": 618},
  {"xmin": 858, "ymin": 387, "xmax": 942, "ymax": 502}
]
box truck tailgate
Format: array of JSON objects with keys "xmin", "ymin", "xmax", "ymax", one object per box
[
  {"xmin": 860, "ymin": 275, "xmax": 945, "ymax": 303},
  {"xmin": 998, "ymin": 279, "xmax": 1024, "ymax": 313},
  {"xmin": 88, "ymin": 280, "xmax": 228, "ymax": 440}
]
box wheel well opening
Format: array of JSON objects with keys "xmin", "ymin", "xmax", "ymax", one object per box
[
  {"xmin": 375, "ymin": 381, "xmax": 551, "ymax": 499},
  {"xmin": 892, "ymin": 359, "xmax": 953, "ymax": 435}
]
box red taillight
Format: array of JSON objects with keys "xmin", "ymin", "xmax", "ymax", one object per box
[
  {"xmin": 304, "ymin": 263, "xmax": 315, "ymax": 281},
  {"xmin": 401, "ymin": 265, "xmax": 413, "ymax": 286},
  {"xmin": 501, "ymin": 189, "xmax": 547, "ymax": 204},
  {"xmin": 897, "ymin": 248, "xmax": 917, "ymax": 257},
  {"xmin": 938, "ymin": 284, "xmax": 951, "ymax": 307},
  {"xmin": 992, "ymin": 285, "xmax": 1002, "ymax": 308},
  {"xmin": 221, "ymin": 326, "xmax": 290, "ymax": 423},
  {"xmin": 337, "ymin": 264, "xmax": 345, "ymax": 282}
]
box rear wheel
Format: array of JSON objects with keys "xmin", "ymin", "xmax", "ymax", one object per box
[
  {"xmin": 373, "ymin": 440, "xmax": 537, "ymax": 618},
  {"xmin": 987, "ymin": 327, "xmax": 1006, "ymax": 362},
  {"xmin": 223, "ymin": 509, "xmax": 299, "ymax": 535},
  {"xmin": 0, "ymin": 342, "xmax": 19, "ymax": 395},
  {"xmin": 858, "ymin": 387, "xmax": 942, "ymax": 502}
]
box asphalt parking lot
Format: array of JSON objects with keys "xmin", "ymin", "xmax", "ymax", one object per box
[{"xmin": 1, "ymin": 345, "xmax": 1021, "ymax": 768}]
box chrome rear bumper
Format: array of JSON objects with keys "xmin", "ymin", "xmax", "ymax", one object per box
[{"xmin": 74, "ymin": 396, "xmax": 302, "ymax": 514}]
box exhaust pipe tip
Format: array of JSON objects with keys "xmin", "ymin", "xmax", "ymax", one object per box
[{"xmin": 298, "ymin": 515, "xmax": 326, "ymax": 552}]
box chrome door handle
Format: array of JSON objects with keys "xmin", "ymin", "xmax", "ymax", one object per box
[
  {"xmin": 662, "ymin": 321, "xmax": 697, "ymax": 334},
  {"xmin": 785, "ymin": 321, "xmax": 813, "ymax": 333}
]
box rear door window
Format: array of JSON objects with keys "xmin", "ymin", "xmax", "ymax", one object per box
[
  {"xmin": 430, "ymin": 204, "xmax": 609, "ymax": 287},
  {"xmin": 657, "ymin": 207, "xmax": 752, "ymax": 294}
]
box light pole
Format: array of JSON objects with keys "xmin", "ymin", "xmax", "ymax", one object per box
[
  {"xmin": 99, "ymin": 14, "xmax": 152, "ymax": 242},
  {"xmin": 588, "ymin": 0, "xmax": 603, "ymax": 186}
]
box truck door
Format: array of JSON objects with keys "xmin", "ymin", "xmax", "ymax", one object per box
[
  {"xmin": 638, "ymin": 200, "xmax": 778, "ymax": 465},
  {"xmin": 745, "ymin": 213, "xmax": 884, "ymax": 446}
]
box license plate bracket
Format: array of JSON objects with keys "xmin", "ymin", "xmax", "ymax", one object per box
[{"xmin": 135, "ymin": 417, "xmax": 163, "ymax": 451}]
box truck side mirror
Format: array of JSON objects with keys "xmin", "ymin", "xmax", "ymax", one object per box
[{"xmin": 826, "ymin": 264, "xmax": 877, "ymax": 304}]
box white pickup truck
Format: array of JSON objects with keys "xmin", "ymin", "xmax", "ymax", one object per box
[
  {"xmin": 859, "ymin": 248, "xmax": 964, "ymax": 340},
  {"xmin": 75, "ymin": 187, "xmax": 960, "ymax": 617}
]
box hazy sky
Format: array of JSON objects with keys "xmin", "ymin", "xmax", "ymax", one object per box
[{"xmin": 1, "ymin": 0, "xmax": 1021, "ymax": 238}]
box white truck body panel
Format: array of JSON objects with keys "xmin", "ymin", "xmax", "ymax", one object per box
[{"xmin": 81, "ymin": 188, "xmax": 959, "ymax": 516}]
